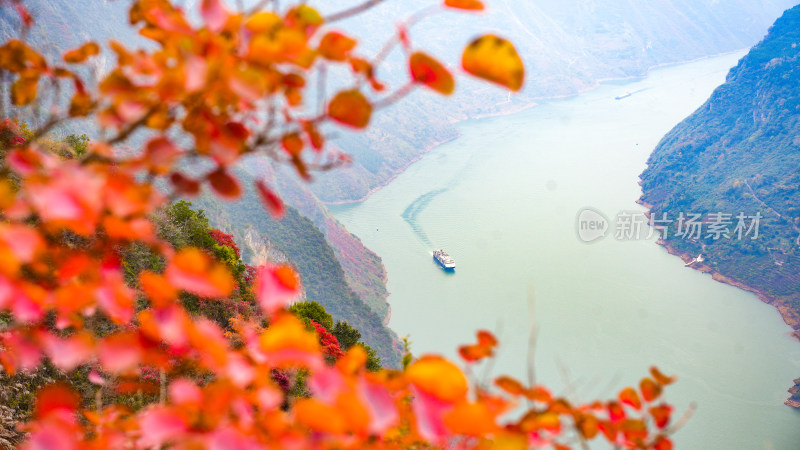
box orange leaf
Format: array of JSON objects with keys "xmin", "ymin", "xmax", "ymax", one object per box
[
  {"xmin": 328, "ymin": 90, "xmax": 371, "ymax": 129},
  {"xmin": 444, "ymin": 0, "xmax": 485, "ymax": 11},
  {"xmin": 281, "ymin": 132, "xmax": 304, "ymax": 155},
  {"xmin": 650, "ymin": 366, "xmax": 676, "ymax": 386},
  {"xmin": 462, "ymin": 35, "xmax": 524, "ymax": 91},
  {"xmin": 443, "ymin": 401, "xmax": 499, "ymax": 436},
  {"xmin": 409, "ymin": 52, "xmax": 454, "ymax": 95},
  {"xmin": 649, "ymin": 404, "xmax": 673, "ymax": 429},
  {"xmin": 407, "ymin": 356, "xmax": 467, "ymax": 402},
  {"xmin": 495, "ymin": 376, "xmax": 525, "ymax": 396},
  {"xmin": 458, "ymin": 343, "xmax": 491, "ymax": 361},
  {"xmin": 139, "ymin": 271, "xmax": 178, "ymax": 308},
  {"xmin": 208, "ymin": 168, "xmax": 241, "ymax": 200},
  {"xmin": 525, "ymin": 385, "xmax": 552, "ymax": 403},
  {"xmin": 165, "ymin": 248, "xmax": 235, "ymax": 299},
  {"xmin": 519, "ymin": 410, "xmax": 560, "ymax": 433},
  {"xmin": 11, "ymin": 75, "xmax": 38, "ymax": 106},
  {"xmin": 245, "ymin": 12, "xmax": 281, "ymax": 33},
  {"xmin": 256, "ymin": 181, "xmax": 285, "ymax": 218},
  {"xmin": 639, "ymin": 377, "xmax": 663, "ymax": 402},
  {"xmin": 300, "ymin": 121, "xmax": 324, "ymax": 152},
  {"xmin": 259, "ymin": 313, "xmax": 320, "ymax": 367},
  {"xmin": 576, "ymin": 413, "xmax": 599, "ymax": 439},
  {"xmin": 295, "ymin": 399, "xmax": 347, "ymax": 434},
  {"xmin": 618, "ymin": 386, "xmax": 642, "ymax": 410},
  {"xmin": 620, "ymin": 419, "xmax": 648, "ymax": 443},
  {"xmin": 319, "ymin": 31, "xmax": 357, "ymax": 61},
  {"xmin": 63, "ymin": 42, "xmax": 100, "ymax": 64}
]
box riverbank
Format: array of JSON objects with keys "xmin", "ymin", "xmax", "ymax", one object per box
[{"xmin": 653, "ymin": 237, "xmax": 800, "ymax": 409}]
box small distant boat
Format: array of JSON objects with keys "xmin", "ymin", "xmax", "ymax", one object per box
[
  {"xmin": 685, "ymin": 254, "xmax": 704, "ymax": 266},
  {"xmin": 433, "ymin": 249, "xmax": 456, "ymax": 270},
  {"xmin": 615, "ymin": 92, "xmax": 632, "ymax": 100}
]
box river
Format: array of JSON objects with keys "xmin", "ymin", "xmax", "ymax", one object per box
[{"xmin": 330, "ymin": 51, "xmax": 800, "ymax": 449}]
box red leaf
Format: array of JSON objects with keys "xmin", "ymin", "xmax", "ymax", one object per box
[
  {"xmin": 409, "ymin": 52, "xmax": 454, "ymax": 95},
  {"xmin": 207, "ymin": 168, "xmax": 241, "ymax": 200},
  {"xmin": 34, "ymin": 383, "xmax": 80, "ymax": 419},
  {"xmin": 607, "ymin": 401, "xmax": 626, "ymax": 424},
  {"xmin": 256, "ymin": 181, "xmax": 285, "ymax": 219},
  {"xmin": 654, "ymin": 436, "xmax": 674, "ymax": 450},
  {"xmin": 170, "ymin": 172, "xmax": 200, "ymax": 196},
  {"xmin": 649, "ymin": 404, "xmax": 674, "ymax": 429}
]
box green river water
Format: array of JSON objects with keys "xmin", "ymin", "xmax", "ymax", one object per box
[{"xmin": 330, "ymin": 51, "xmax": 800, "ymax": 449}]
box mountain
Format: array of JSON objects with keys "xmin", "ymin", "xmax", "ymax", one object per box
[
  {"xmin": 305, "ymin": 0, "xmax": 800, "ymax": 203},
  {"xmin": 640, "ymin": 6, "xmax": 800, "ymax": 340}
]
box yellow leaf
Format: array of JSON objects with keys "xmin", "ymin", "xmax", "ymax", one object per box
[{"xmin": 462, "ymin": 35, "xmax": 524, "ymax": 91}]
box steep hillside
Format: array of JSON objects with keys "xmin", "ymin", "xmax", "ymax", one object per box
[
  {"xmin": 195, "ymin": 178, "xmax": 401, "ymax": 367},
  {"xmin": 640, "ymin": 6, "xmax": 800, "ymax": 337}
]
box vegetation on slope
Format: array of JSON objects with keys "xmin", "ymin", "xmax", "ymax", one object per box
[{"xmin": 640, "ymin": 6, "xmax": 800, "ymax": 404}]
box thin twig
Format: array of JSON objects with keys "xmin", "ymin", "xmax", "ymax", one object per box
[
  {"xmin": 326, "ymin": 0, "xmax": 387, "ymax": 23},
  {"xmin": 371, "ymin": 82, "xmax": 415, "ymax": 110},
  {"xmin": 107, "ymin": 107, "xmax": 159, "ymax": 145}
]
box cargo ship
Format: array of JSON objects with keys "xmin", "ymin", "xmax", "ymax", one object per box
[{"xmin": 433, "ymin": 249, "xmax": 456, "ymax": 270}]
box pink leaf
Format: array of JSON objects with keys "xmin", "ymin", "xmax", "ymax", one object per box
[
  {"xmin": 98, "ymin": 333, "xmax": 142, "ymax": 374},
  {"xmin": 225, "ymin": 353, "xmax": 255, "ymax": 388},
  {"xmin": 138, "ymin": 406, "xmax": 187, "ymax": 448},
  {"xmin": 255, "ymin": 265, "xmax": 300, "ymax": 315},
  {"xmin": 169, "ymin": 379, "xmax": 202, "ymax": 405},
  {"xmin": 40, "ymin": 332, "xmax": 93, "ymax": 372},
  {"xmin": 411, "ymin": 388, "xmax": 452, "ymax": 442},
  {"xmin": 0, "ymin": 225, "xmax": 43, "ymax": 262},
  {"xmin": 358, "ymin": 378, "xmax": 399, "ymax": 434},
  {"xmin": 201, "ymin": 0, "xmax": 229, "ymax": 32}
]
